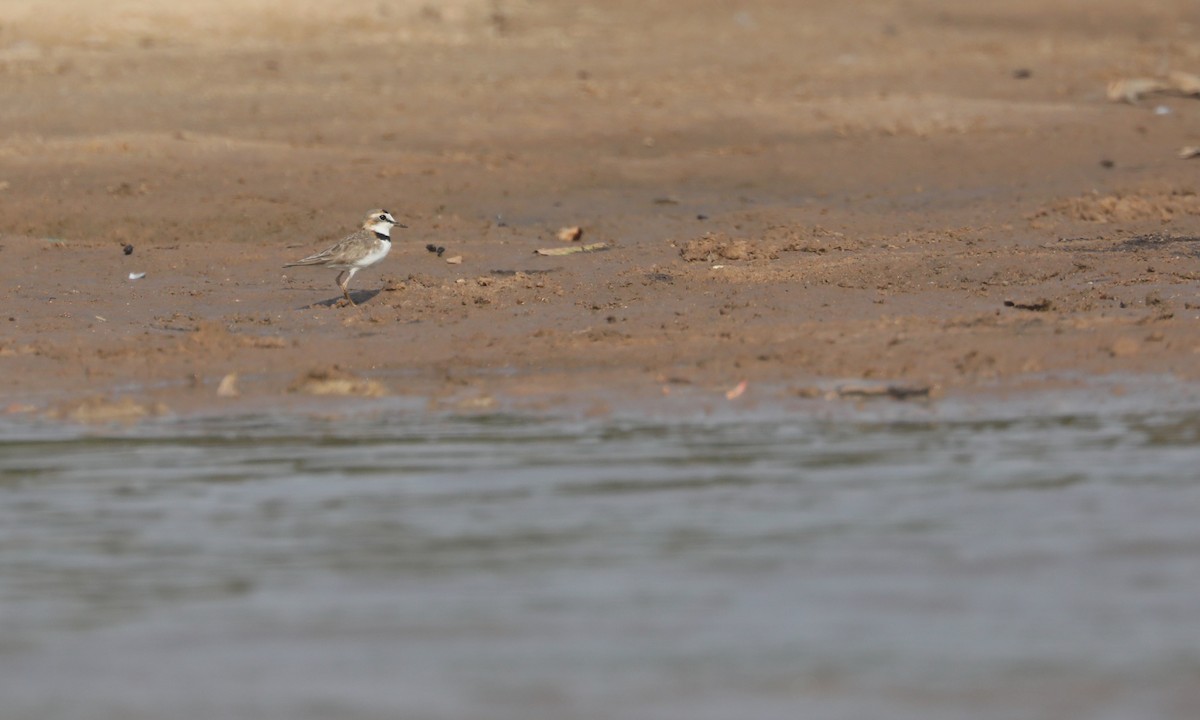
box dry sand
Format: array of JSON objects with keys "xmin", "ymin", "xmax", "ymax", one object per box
[{"xmin": 3, "ymin": 0, "xmax": 1200, "ymax": 418}]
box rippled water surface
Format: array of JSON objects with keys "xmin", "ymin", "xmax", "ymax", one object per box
[{"xmin": 2, "ymin": 391, "xmax": 1200, "ymax": 720}]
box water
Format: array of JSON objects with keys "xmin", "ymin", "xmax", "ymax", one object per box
[{"xmin": 2, "ymin": 388, "xmax": 1200, "ymax": 720}]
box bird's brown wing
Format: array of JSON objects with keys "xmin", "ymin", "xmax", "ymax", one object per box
[{"xmin": 283, "ymin": 229, "xmax": 373, "ymax": 267}]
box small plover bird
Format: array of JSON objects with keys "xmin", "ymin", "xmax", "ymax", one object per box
[{"xmin": 284, "ymin": 209, "xmax": 403, "ymax": 305}]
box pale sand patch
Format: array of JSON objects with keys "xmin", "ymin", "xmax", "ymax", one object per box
[{"xmin": 0, "ymin": 0, "xmax": 519, "ymax": 47}]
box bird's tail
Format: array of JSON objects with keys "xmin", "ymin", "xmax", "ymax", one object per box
[{"xmin": 282, "ymin": 256, "xmax": 324, "ymax": 268}]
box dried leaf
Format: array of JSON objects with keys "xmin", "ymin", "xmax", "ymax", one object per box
[
  {"xmin": 534, "ymin": 242, "xmax": 609, "ymax": 256},
  {"xmin": 216, "ymin": 373, "xmax": 240, "ymax": 398},
  {"xmin": 725, "ymin": 380, "xmax": 748, "ymax": 400}
]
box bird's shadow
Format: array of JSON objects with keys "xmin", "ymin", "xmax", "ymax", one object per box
[{"xmin": 300, "ymin": 289, "xmax": 382, "ymax": 309}]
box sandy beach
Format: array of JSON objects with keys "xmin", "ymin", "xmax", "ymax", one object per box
[{"xmin": 3, "ymin": 0, "xmax": 1200, "ymax": 417}]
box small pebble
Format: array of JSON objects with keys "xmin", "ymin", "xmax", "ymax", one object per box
[{"xmin": 123, "ymin": 244, "xmax": 134, "ymax": 255}]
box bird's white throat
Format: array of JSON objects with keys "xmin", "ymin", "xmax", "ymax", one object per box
[{"xmin": 369, "ymin": 221, "xmax": 394, "ymax": 239}]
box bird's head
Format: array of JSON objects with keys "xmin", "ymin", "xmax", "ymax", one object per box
[{"xmin": 364, "ymin": 209, "xmax": 405, "ymax": 236}]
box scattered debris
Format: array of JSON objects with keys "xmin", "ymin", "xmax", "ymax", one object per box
[
  {"xmin": 54, "ymin": 396, "xmax": 166, "ymax": 424},
  {"xmin": 128, "ymin": 272, "xmax": 146, "ymax": 280},
  {"xmin": 123, "ymin": 244, "xmax": 134, "ymax": 255},
  {"xmin": 1004, "ymin": 298, "xmax": 1053, "ymax": 311},
  {"xmin": 425, "ymin": 243, "xmax": 446, "ymax": 256},
  {"xmin": 1108, "ymin": 71, "xmax": 1200, "ymax": 103},
  {"xmin": 835, "ymin": 383, "xmax": 933, "ymax": 400},
  {"xmin": 250, "ymin": 336, "xmax": 287, "ymax": 349},
  {"xmin": 557, "ymin": 226, "xmax": 583, "ymax": 242},
  {"xmin": 1107, "ymin": 77, "xmax": 1169, "ymax": 103},
  {"xmin": 445, "ymin": 254, "xmax": 463, "ymax": 264},
  {"xmin": 1099, "ymin": 158, "xmax": 1115, "ymax": 169},
  {"xmin": 454, "ymin": 395, "xmax": 497, "ymax": 411},
  {"xmin": 216, "ymin": 372, "xmax": 240, "ymax": 398},
  {"xmin": 1012, "ymin": 68, "xmax": 1033, "ymax": 80},
  {"xmin": 1179, "ymin": 146, "xmax": 1200, "ymax": 160},
  {"xmin": 652, "ymin": 196, "xmax": 680, "ymax": 205},
  {"xmin": 1154, "ymin": 105, "xmax": 1172, "ymax": 116},
  {"xmin": 680, "ymin": 234, "xmax": 753, "ymax": 262},
  {"xmin": 1168, "ymin": 70, "xmax": 1200, "ymax": 95},
  {"xmin": 287, "ymin": 365, "xmax": 387, "ymax": 397},
  {"xmin": 534, "ymin": 242, "xmax": 609, "ymax": 256},
  {"xmin": 725, "ymin": 379, "xmax": 748, "ymax": 400},
  {"xmin": 1035, "ymin": 189, "xmax": 1200, "ymax": 224}
]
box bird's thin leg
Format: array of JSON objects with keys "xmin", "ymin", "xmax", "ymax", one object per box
[{"xmin": 335, "ymin": 271, "xmax": 355, "ymax": 306}]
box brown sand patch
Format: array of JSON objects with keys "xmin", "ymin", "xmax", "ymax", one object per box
[{"xmin": 3, "ymin": 0, "xmax": 1200, "ymax": 418}]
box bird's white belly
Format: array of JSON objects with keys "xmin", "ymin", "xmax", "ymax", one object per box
[{"xmin": 354, "ymin": 241, "xmax": 391, "ymax": 268}]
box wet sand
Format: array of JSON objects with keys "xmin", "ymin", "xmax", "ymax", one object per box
[{"xmin": 3, "ymin": 0, "xmax": 1200, "ymax": 417}]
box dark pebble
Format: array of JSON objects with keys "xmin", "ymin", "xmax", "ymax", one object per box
[{"xmin": 123, "ymin": 244, "xmax": 134, "ymax": 255}]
